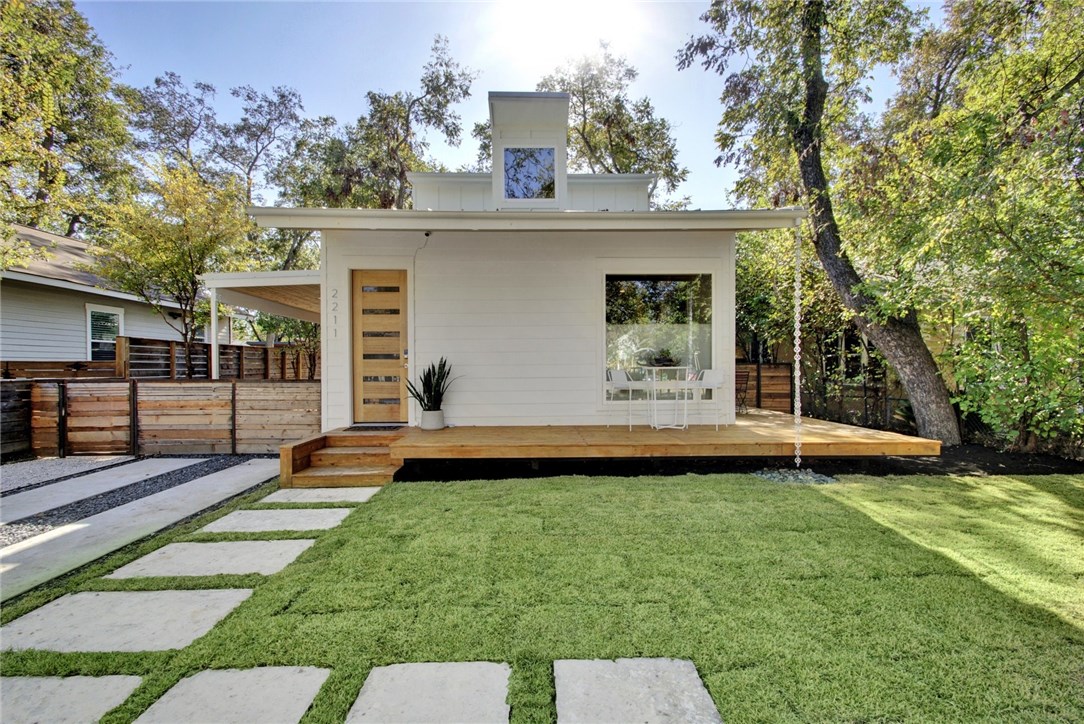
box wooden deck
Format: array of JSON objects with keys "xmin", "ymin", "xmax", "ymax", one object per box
[{"xmin": 385, "ymin": 410, "xmax": 940, "ymax": 464}]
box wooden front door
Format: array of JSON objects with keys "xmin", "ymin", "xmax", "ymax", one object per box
[{"xmin": 352, "ymin": 270, "xmax": 408, "ymax": 422}]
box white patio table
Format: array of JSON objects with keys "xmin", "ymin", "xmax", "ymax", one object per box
[{"xmin": 643, "ymin": 366, "xmax": 691, "ymax": 430}]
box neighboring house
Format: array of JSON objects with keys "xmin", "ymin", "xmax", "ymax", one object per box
[
  {"xmin": 0, "ymin": 224, "xmax": 227, "ymax": 365},
  {"xmin": 209, "ymin": 91, "xmax": 805, "ymax": 430}
]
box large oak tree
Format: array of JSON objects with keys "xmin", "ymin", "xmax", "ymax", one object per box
[{"xmin": 680, "ymin": 0, "xmax": 963, "ymax": 444}]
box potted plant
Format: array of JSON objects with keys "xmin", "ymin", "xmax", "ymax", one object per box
[{"xmin": 407, "ymin": 357, "xmax": 455, "ymax": 430}]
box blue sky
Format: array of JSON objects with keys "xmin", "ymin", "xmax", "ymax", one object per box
[{"xmin": 77, "ymin": 0, "xmax": 941, "ymax": 209}]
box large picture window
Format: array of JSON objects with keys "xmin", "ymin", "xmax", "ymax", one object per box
[
  {"xmin": 86, "ymin": 304, "xmax": 123, "ymax": 361},
  {"xmin": 605, "ymin": 274, "xmax": 712, "ymax": 398},
  {"xmin": 503, "ymin": 147, "xmax": 556, "ymax": 200}
]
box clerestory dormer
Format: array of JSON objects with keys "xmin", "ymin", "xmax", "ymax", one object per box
[{"xmin": 409, "ymin": 91, "xmax": 652, "ymax": 212}]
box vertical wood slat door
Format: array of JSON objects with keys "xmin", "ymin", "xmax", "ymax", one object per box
[{"xmin": 352, "ymin": 270, "xmax": 408, "ymax": 422}]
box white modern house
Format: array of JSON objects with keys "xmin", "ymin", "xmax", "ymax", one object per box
[
  {"xmin": 0, "ymin": 224, "xmax": 187, "ymax": 365},
  {"xmin": 207, "ymin": 92, "xmax": 806, "ymax": 431}
]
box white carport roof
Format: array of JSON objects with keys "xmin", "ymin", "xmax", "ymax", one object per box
[{"xmin": 201, "ymin": 270, "xmax": 320, "ymax": 323}]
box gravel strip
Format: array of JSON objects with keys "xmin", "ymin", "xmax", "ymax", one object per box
[
  {"xmin": 0, "ymin": 456, "xmax": 136, "ymax": 495},
  {"xmin": 0, "ymin": 456, "xmax": 269, "ymax": 548},
  {"xmin": 754, "ymin": 468, "xmax": 838, "ymax": 484}
]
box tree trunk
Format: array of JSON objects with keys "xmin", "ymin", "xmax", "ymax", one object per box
[{"xmin": 796, "ymin": 0, "xmax": 961, "ymax": 444}]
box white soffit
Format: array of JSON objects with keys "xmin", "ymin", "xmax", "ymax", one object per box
[{"xmin": 201, "ymin": 271, "xmax": 320, "ymax": 323}]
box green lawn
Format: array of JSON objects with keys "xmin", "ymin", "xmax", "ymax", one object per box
[{"xmin": 2, "ymin": 473, "xmax": 1083, "ymax": 722}]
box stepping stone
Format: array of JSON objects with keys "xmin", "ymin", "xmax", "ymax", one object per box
[
  {"xmin": 1, "ymin": 458, "xmax": 279, "ymax": 601},
  {"xmin": 0, "ymin": 589, "xmax": 252, "ymax": 652},
  {"xmin": 1, "ymin": 675, "xmax": 143, "ymax": 723},
  {"xmin": 135, "ymin": 667, "xmax": 329, "ymax": 724},
  {"xmin": 262, "ymin": 487, "xmax": 381, "ymax": 504},
  {"xmin": 347, "ymin": 662, "xmax": 511, "ymax": 723},
  {"xmin": 0, "ymin": 458, "xmax": 201, "ymax": 523},
  {"xmin": 554, "ymin": 658, "xmax": 722, "ymax": 723},
  {"xmin": 201, "ymin": 508, "xmax": 351, "ymax": 533},
  {"xmin": 106, "ymin": 540, "xmax": 316, "ymax": 578}
]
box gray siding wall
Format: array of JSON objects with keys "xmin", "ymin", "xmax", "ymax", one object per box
[{"xmin": 0, "ymin": 280, "xmax": 182, "ymax": 361}]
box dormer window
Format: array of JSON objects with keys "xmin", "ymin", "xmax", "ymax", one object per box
[{"xmin": 503, "ymin": 147, "xmax": 556, "ymax": 200}]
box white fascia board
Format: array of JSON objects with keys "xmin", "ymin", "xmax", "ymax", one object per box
[
  {"xmin": 407, "ymin": 172, "xmax": 491, "ymax": 183},
  {"xmin": 200, "ymin": 270, "xmax": 321, "ymax": 289},
  {"xmin": 567, "ymin": 174, "xmax": 656, "ymax": 185},
  {"xmin": 0, "ymin": 270, "xmax": 184, "ymax": 309},
  {"xmin": 248, "ymin": 207, "xmax": 807, "ymax": 232}
]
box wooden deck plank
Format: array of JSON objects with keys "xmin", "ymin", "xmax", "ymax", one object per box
[{"xmin": 383, "ymin": 409, "xmax": 940, "ymax": 460}]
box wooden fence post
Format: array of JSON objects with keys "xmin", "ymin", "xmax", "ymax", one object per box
[
  {"xmin": 129, "ymin": 379, "xmax": 139, "ymax": 455},
  {"xmin": 230, "ymin": 381, "xmax": 238, "ymax": 455},
  {"xmin": 57, "ymin": 381, "xmax": 68, "ymax": 458},
  {"xmin": 264, "ymin": 347, "xmax": 271, "ymax": 380}
]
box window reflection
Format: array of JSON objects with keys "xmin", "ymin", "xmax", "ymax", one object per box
[{"xmin": 504, "ymin": 147, "xmax": 556, "ymax": 199}]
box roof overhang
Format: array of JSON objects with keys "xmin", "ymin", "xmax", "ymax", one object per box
[
  {"xmin": 0, "ymin": 269, "xmax": 183, "ymax": 309},
  {"xmin": 248, "ymin": 207, "xmax": 807, "ymax": 233},
  {"xmin": 200, "ymin": 270, "xmax": 320, "ymax": 323}
]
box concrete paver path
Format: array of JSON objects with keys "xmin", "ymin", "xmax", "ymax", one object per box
[
  {"xmin": 201, "ymin": 507, "xmax": 351, "ymax": 533},
  {"xmin": 0, "ymin": 589, "xmax": 252, "ymax": 652},
  {"xmin": 0, "ymin": 457, "xmax": 200, "ymax": 523},
  {"xmin": 554, "ymin": 658, "xmax": 722, "ymax": 723},
  {"xmin": 262, "ymin": 487, "xmax": 382, "ymax": 504},
  {"xmin": 134, "ymin": 667, "xmax": 330, "ymax": 724},
  {"xmin": 0, "ymin": 458, "xmax": 278, "ymax": 600},
  {"xmin": 106, "ymin": 539, "xmax": 316, "ymax": 578},
  {"xmin": 0, "ymin": 675, "xmax": 143, "ymax": 723},
  {"xmin": 347, "ymin": 662, "xmax": 511, "ymax": 723}
]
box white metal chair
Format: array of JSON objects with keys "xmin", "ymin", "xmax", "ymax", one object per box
[
  {"xmin": 695, "ymin": 368, "xmax": 726, "ymax": 430},
  {"xmin": 606, "ymin": 369, "xmax": 642, "ymax": 430}
]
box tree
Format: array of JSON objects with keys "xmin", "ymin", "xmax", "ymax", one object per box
[
  {"xmin": 839, "ymin": 0, "xmax": 1084, "ymax": 450},
  {"xmin": 358, "ymin": 35, "xmax": 475, "ymax": 209},
  {"xmin": 93, "ymin": 161, "xmax": 251, "ymax": 376},
  {"xmin": 680, "ymin": 0, "xmax": 963, "ymax": 444},
  {"xmin": 538, "ymin": 45, "xmax": 689, "ymax": 206},
  {"xmin": 1, "ymin": 0, "xmax": 133, "ymax": 235}
]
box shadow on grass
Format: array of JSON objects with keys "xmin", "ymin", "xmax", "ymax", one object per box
[{"xmin": 822, "ymin": 473, "xmax": 1084, "ymax": 630}]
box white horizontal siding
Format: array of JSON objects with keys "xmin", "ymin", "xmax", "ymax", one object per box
[
  {"xmin": 0, "ymin": 280, "xmax": 181, "ymax": 361},
  {"xmin": 323, "ymin": 229, "xmax": 734, "ymax": 428}
]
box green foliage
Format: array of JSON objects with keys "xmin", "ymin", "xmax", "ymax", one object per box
[
  {"xmin": 272, "ymin": 36, "xmax": 474, "ymax": 211},
  {"xmin": 93, "ymin": 161, "xmax": 251, "ymax": 374},
  {"xmin": 0, "ymin": 0, "xmax": 134, "ymax": 234},
  {"xmin": 538, "ymin": 44, "xmax": 689, "ymax": 207},
  {"xmin": 837, "ymin": 0, "xmax": 1084, "ymax": 450},
  {"xmin": 406, "ymin": 357, "xmax": 454, "ymax": 411}
]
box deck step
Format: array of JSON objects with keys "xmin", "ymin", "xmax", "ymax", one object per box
[
  {"xmin": 326, "ymin": 432, "xmax": 404, "ymax": 447},
  {"xmin": 289, "ymin": 465, "xmax": 399, "ymax": 487},
  {"xmin": 309, "ymin": 446, "xmax": 393, "ymax": 467}
]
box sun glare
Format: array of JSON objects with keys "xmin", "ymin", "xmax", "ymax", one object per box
[{"xmin": 481, "ymin": 0, "xmax": 649, "ymax": 78}]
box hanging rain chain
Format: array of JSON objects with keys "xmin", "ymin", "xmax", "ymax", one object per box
[{"xmin": 792, "ymin": 222, "xmax": 804, "ymax": 468}]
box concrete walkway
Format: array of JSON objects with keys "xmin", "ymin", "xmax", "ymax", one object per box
[
  {"xmin": 0, "ymin": 458, "xmax": 200, "ymax": 523},
  {"xmin": 0, "ymin": 459, "xmax": 278, "ymax": 600}
]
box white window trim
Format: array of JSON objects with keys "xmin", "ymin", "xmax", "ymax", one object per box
[
  {"xmin": 493, "ymin": 132, "xmax": 567, "ymax": 210},
  {"xmin": 86, "ymin": 303, "xmax": 125, "ymax": 361},
  {"xmin": 596, "ymin": 259, "xmax": 723, "ymax": 410}
]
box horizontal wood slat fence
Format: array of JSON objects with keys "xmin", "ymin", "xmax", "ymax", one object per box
[
  {"xmin": 1, "ymin": 380, "xmax": 32, "ymax": 458},
  {"xmin": 26, "ymin": 380, "xmax": 320, "ymax": 456},
  {"xmin": 739, "ymin": 363, "xmax": 793, "ymax": 414},
  {"xmin": 3, "ymin": 337, "xmax": 318, "ymax": 382}
]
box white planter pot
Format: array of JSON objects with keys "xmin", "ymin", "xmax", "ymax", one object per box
[{"xmin": 419, "ymin": 410, "xmax": 445, "ymax": 430}]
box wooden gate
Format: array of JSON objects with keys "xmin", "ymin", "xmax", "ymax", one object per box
[{"xmin": 351, "ymin": 270, "xmax": 408, "ymax": 422}]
